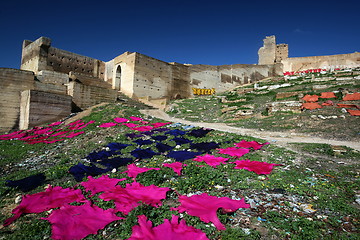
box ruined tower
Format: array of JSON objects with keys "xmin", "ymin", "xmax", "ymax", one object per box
[{"xmin": 258, "ymin": 35, "xmax": 288, "ymax": 65}]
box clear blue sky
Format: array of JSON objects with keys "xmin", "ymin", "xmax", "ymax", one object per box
[{"xmin": 1, "ymin": 0, "xmax": 359, "ymax": 69}]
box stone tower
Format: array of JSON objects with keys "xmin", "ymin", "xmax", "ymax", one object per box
[{"xmin": 258, "ymin": 36, "xmax": 288, "ymax": 65}]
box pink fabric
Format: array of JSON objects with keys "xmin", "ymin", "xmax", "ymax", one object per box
[
  {"xmin": 51, "ymin": 131, "xmax": 70, "ymax": 137},
  {"xmin": 163, "ymin": 162, "xmax": 186, "ymax": 175},
  {"xmin": 48, "ymin": 121, "xmax": 62, "ymax": 127},
  {"xmin": 65, "ymin": 131, "xmax": 84, "ymax": 138},
  {"xmin": 232, "ymin": 159, "xmax": 282, "ymax": 174},
  {"xmin": 123, "ymin": 123, "xmax": 139, "ymax": 128},
  {"xmin": 98, "ymin": 122, "xmax": 117, "ymax": 128},
  {"xmin": 114, "ymin": 117, "xmax": 129, "ymax": 123},
  {"xmin": 81, "ymin": 175, "xmax": 126, "ymax": 196},
  {"xmin": 218, "ymin": 147, "xmax": 250, "ymax": 157},
  {"xmin": 42, "ymin": 201, "xmax": 123, "ymax": 240},
  {"xmin": 76, "ymin": 120, "xmax": 96, "ymax": 130},
  {"xmin": 128, "ymin": 215, "xmax": 209, "ymax": 240},
  {"xmin": 3, "ymin": 186, "xmax": 86, "ymax": 226},
  {"xmin": 129, "ymin": 116, "xmax": 143, "ymax": 121},
  {"xmin": 234, "ymin": 140, "xmax": 269, "ymax": 150},
  {"xmin": 131, "ymin": 126, "xmax": 154, "ymax": 132},
  {"xmin": 122, "ymin": 164, "xmax": 161, "ymax": 178},
  {"xmin": 152, "ymin": 122, "xmax": 171, "ymax": 128},
  {"xmin": 192, "ymin": 154, "xmax": 229, "ymax": 168},
  {"xmin": 99, "ymin": 181, "xmax": 170, "ymax": 214},
  {"xmin": 172, "ymin": 193, "xmax": 250, "ymax": 230}
]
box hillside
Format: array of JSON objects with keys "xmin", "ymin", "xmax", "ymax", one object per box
[{"xmin": 0, "ymin": 71, "xmax": 359, "ymax": 239}]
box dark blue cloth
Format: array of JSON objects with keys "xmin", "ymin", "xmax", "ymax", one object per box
[
  {"xmin": 133, "ymin": 139, "xmax": 153, "ymax": 145},
  {"xmin": 106, "ymin": 142, "xmax": 132, "ymax": 151},
  {"xmin": 188, "ymin": 128, "xmax": 212, "ymax": 138},
  {"xmin": 156, "ymin": 142, "xmax": 175, "ymax": 153},
  {"xmin": 98, "ymin": 157, "xmax": 134, "ymax": 169},
  {"xmin": 69, "ymin": 163, "xmax": 109, "ymax": 182},
  {"xmin": 6, "ymin": 173, "xmax": 46, "ymax": 192},
  {"xmin": 167, "ymin": 150, "xmax": 203, "ymax": 162},
  {"xmin": 86, "ymin": 150, "xmax": 113, "ymax": 162},
  {"xmin": 165, "ymin": 129, "xmax": 187, "ymax": 136},
  {"xmin": 172, "ymin": 137, "xmax": 193, "ymax": 145},
  {"xmin": 131, "ymin": 148, "xmax": 158, "ymax": 159},
  {"xmin": 151, "ymin": 135, "xmax": 168, "ymax": 141},
  {"xmin": 190, "ymin": 142, "xmax": 220, "ymax": 152},
  {"xmin": 126, "ymin": 133, "xmax": 144, "ymax": 139},
  {"xmin": 152, "ymin": 128, "xmax": 170, "ymax": 133}
]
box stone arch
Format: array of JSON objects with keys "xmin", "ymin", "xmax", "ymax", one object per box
[{"xmin": 114, "ymin": 65, "xmax": 122, "ymax": 90}]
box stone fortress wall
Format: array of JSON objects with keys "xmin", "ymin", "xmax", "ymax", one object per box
[{"xmin": 0, "ymin": 35, "xmax": 358, "ymax": 132}]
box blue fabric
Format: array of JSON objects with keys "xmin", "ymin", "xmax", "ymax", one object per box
[
  {"xmin": 86, "ymin": 150, "xmax": 113, "ymax": 161},
  {"xmin": 131, "ymin": 148, "xmax": 158, "ymax": 159},
  {"xmin": 106, "ymin": 142, "xmax": 132, "ymax": 151},
  {"xmin": 190, "ymin": 142, "xmax": 220, "ymax": 152},
  {"xmin": 188, "ymin": 128, "xmax": 212, "ymax": 137},
  {"xmin": 98, "ymin": 157, "xmax": 134, "ymax": 169},
  {"xmin": 133, "ymin": 139, "xmax": 153, "ymax": 145},
  {"xmin": 151, "ymin": 128, "xmax": 170, "ymax": 133},
  {"xmin": 126, "ymin": 133, "xmax": 144, "ymax": 139},
  {"xmin": 151, "ymin": 135, "xmax": 168, "ymax": 141},
  {"xmin": 156, "ymin": 142, "xmax": 175, "ymax": 153},
  {"xmin": 6, "ymin": 173, "xmax": 46, "ymax": 192},
  {"xmin": 166, "ymin": 129, "xmax": 187, "ymax": 136},
  {"xmin": 69, "ymin": 163, "xmax": 109, "ymax": 182},
  {"xmin": 172, "ymin": 137, "xmax": 193, "ymax": 145},
  {"xmin": 166, "ymin": 150, "xmax": 203, "ymax": 162}
]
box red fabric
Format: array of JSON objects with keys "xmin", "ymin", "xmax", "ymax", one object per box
[
  {"xmin": 302, "ymin": 94, "xmax": 319, "ymax": 102},
  {"xmin": 234, "ymin": 140, "xmax": 269, "ymax": 150},
  {"xmin": 343, "ymin": 92, "xmax": 360, "ymax": 101},
  {"xmin": 128, "ymin": 215, "xmax": 209, "ymax": 240},
  {"xmin": 163, "ymin": 162, "xmax": 186, "ymax": 175},
  {"xmin": 3, "ymin": 186, "xmax": 86, "ymax": 226},
  {"xmin": 192, "ymin": 154, "xmax": 229, "ymax": 168},
  {"xmin": 347, "ymin": 109, "xmax": 360, "ymax": 116},
  {"xmin": 172, "ymin": 193, "xmax": 250, "ymax": 230},
  {"xmin": 302, "ymin": 102, "xmax": 322, "ymax": 110},
  {"xmin": 337, "ymin": 104, "xmax": 360, "ymax": 109},
  {"xmin": 114, "ymin": 117, "xmax": 129, "ymax": 123},
  {"xmin": 122, "ymin": 164, "xmax": 161, "ymax": 179},
  {"xmin": 99, "ymin": 181, "xmax": 170, "ymax": 214},
  {"xmin": 319, "ymin": 92, "xmax": 336, "ymax": 99},
  {"xmin": 81, "ymin": 175, "xmax": 126, "ymax": 196},
  {"xmin": 218, "ymin": 147, "xmax": 250, "ymax": 158},
  {"xmin": 42, "ymin": 201, "xmax": 123, "ymax": 240},
  {"xmin": 322, "ymin": 100, "xmax": 334, "ymax": 106},
  {"xmin": 232, "ymin": 159, "xmax": 282, "ymax": 175},
  {"xmin": 98, "ymin": 122, "xmax": 117, "ymax": 128}
]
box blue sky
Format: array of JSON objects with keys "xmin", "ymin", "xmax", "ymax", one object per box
[{"xmin": 0, "ymin": 0, "xmax": 359, "ymax": 69}]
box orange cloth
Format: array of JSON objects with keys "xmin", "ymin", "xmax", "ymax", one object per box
[
  {"xmin": 319, "ymin": 92, "xmax": 336, "ymax": 99},
  {"xmin": 302, "ymin": 94, "xmax": 319, "ymax": 102},
  {"xmin": 336, "ymin": 104, "xmax": 360, "ymax": 109},
  {"xmin": 302, "ymin": 102, "xmax": 322, "ymax": 110},
  {"xmin": 347, "ymin": 109, "xmax": 360, "ymax": 116},
  {"xmin": 343, "ymin": 92, "xmax": 360, "ymax": 101}
]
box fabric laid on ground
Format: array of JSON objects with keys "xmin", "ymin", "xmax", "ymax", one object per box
[
  {"xmin": 5, "ymin": 173, "xmax": 46, "ymax": 192},
  {"xmin": 302, "ymin": 94, "xmax": 319, "ymax": 102},
  {"xmin": 167, "ymin": 150, "xmax": 203, "ymax": 162},
  {"xmin": 114, "ymin": 117, "xmax": 129, "ymax": 123},
  {"xmin": 192, "ymin": 154, "xmax": 229, "ymax": 168},
  {"xmin": 165, "ymin": 129, "xmax": 187, "ymax": 136},
  {"xmin": 132, "ymin": 126, "xmax": 154, "ymax": 132},
  {"xmin": 172, "ymin": 193, "xmax": 250, "ymax": 230},
  {"xmin": 131, "ymin": 148, "xmax": 158, "ymax": 159},
  {"xmin": 106, "ymin": 142, "xmax": 132, "ymax": 152},
  {"xmin": 81, "ymin": 175, "xmax": 126, "ymax": 196},
  {"xmin": 69, "ymin": 163, "xmax": 109, "ymax": 182},
  {"xmin": 129, "ymin": 116, "xmax": 143, "ymax": 121},
  {"xmin": 99, "ymin": 181, "xmax": 170, "ymax": 215},
  {"xmin": 42, "ymin": 201, "xmax": 123, "ymax": 240},
  {"xmin": 218, "ymin": 147, "xmax": 250, "ymax": 158},
  {"xmin": 343, "ymin": 92, "xmax": 360, "ymax": 101},
  {"xmin": 234, "ymin": 140, "xmax": 269, "ymax": 150},
  {"xmin": 133, "ymin": 139, "xmax": 153, "ymax": 146},
  {"xmin": 152, "ymin": 122, "xmax": 171, "ymax": 128},
  {"xmin": 301, "ymin": 102, "xmax": 323, "ymax": 110},
  {"xmin": 319, "ymin": 92, "xmax": 336, "ymax": 99},
  {"xmin": 3, "ymin": 186, "xmax": 86, "ymax": 226},
  {"xmin": 122, "ymin": 164, "xmax": 161, "ymax": 179},
  {"xmin": 123, "ymin": 123, "xmax": 139, "ymax": 128},
  {"xmin": 336, "ymin": 104, "xmax": 360, "ymax": 109},
  {"xmin": 152, "ymin": 127, "xmax": 170, "ymax": 133},
  {"xmin": 156, "ymin": 143, "xmax": 175, "ymax": 153},
  {"xmin": 163, "ymin": 162, "xmax": 186, "ymax": 176},
  {"xmin": 126, "ymin": 133, "xmax": 144, "ymax": 139},
  {"xmin": 151, "ymin": 135, "xmax": 168, "ymax": 141},
  {"xmin": 347, "ymin": 109, "xmax": 360, "ymax": 116},
  {"xmin": 86, "ymin": 150, "xmax": 113, "ymax": 162},
  {"xmin": 98, "ymin": 156, "xmax": 134, "ymax": 169},
  {"xmin": 98, "ymin": 122, "xmax": 117, "ymax": 128},
  {"xmin": 127, "ymin": 215, "xmax": 209, "ymax": 240},
  {"xmin": 189, "ymin": 142, "xmax": 220, "ymax": 153},
  {"xmin": 322, "ymin": 100, "xmax": 334, "ymax": 106},
  {"xmin": 232, "ymin": 160, "xmax": 282, "ymax": 175},
  {"xmin": 188, "ymin": 128, "xmax": 212, "ymax": 138},
  {"xmin": 172, "ymin": 137, "xmax": 193, "ymax": 145}
]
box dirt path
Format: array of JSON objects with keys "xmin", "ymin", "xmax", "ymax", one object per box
[{"xmin": 140, "ymin": 109, "xmax": 360, "ymax": 151}]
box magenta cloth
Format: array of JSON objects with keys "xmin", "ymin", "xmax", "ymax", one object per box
[
  {"xmin": 218, "ymin": 147, "xmax": 250, "ymax": 157},
  {"xmin": 152, "ymin": 122, "xmax": 171, "ymax": 128},
  {"xmin": 76, "ymin": 120, "xmax": 95, "ymax": 130},
  {"xmin": 48, "ymin": 121, "xmax": 62, "ymax": 127},
  {"xmin": 81, "ymin": 175, "xmax": 126, "ymax": 196},
  {"xmin": 129, "ymin": 116, "xmax": 143, "ymax": 121},
  {"xmin": 192, "ymin": 154, "xmax": 229, "ymax": 168},
  {"xmin": 234, "ymin": 140, "xmax": 269, "ymax": 150},
  {"xmin": 99, "ymin": 181, "xmax": 170, "ymax": 214},
  {"xmin": 3, "ymin": 186, "xmax": 86, "ymax": 226},
  {"xmin": 42, "ymin": 201, "xmax": 123, "ymax": 240},
  {"xmin": 172, "ymin": 193, "xmax": 250, "ymax": 230},
  {"xmin": 163, "ymin": 162, "xmax": 186, "ymax": 176},
  {"xmin": 128, "ymin": 215, "xmax": 209, "ymax": 240},
  {"xmin": 232, "ymin": 159, "xmax": 282, "ymax": 174},
  {"xmin": 122, "ymin": 164, "xmax": 161, "ymax": 179},
  {"xmin": 132, "ymin": 126, "xmax": 154, "ymax": 132},
  {"xmin": 123, "ymin": 123, "xmax": 139, "ymax": 128},
  {"xmin": 114, "ymin": 117, "xmax": 129, "ymax": 123},
  {"xmin": 65, "ymin": 131, "xmax": 84, "ymax": 138},
  {"xmin": 98, "ymin": 122, "xmax": 117, "ymax": 128}
]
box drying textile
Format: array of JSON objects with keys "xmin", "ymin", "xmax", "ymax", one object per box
[
  {"xmin": 5, "ymin": 173, "xmax": 46, "ymax": 192},
  {"xmin": 122, "ymin": 164, "xmax": 161, "ymax": 179},
  {"xmin": 81, "ymin": 175, "xmax": 126, "ymax": 196},
  {"xmin": 218, "ymin": 147, "xmax": 250, "ymax": 158},
  {"xmin": 232, "ymin": 159, "xmax": 282, "ymax": 175},
  {"xmin": 192, "ymin": 154, "xmax": 229, "ymax": 168}
]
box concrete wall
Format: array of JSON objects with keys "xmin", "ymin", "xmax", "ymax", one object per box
[
  {"xmin": 0, "ymin": 68, "xmax": 35, "ymax": 132},
  {"xmin": 282, "ymin": 52, "xmax": 360, "ymax": 72}
]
